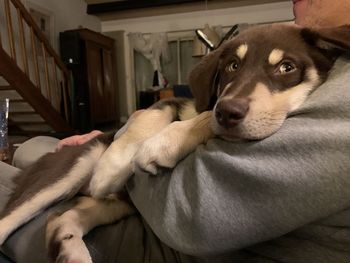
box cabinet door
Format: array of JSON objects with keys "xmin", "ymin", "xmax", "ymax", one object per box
[{"xmin": 85, "ymin": 41, "xmax": 116, "ymax": 124}]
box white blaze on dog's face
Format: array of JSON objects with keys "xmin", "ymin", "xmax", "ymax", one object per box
[{"xmin": 210, "ymin": 24, "xmax": 334, "ymax": 140}]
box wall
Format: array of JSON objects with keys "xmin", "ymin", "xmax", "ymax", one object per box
[
  {"xmin": 24, "ymin": 0, "xmax": 101, "ymax": 50},
  {"xmin": 101, "ymin": 1, "xmax": 294, "ymax": 120}
]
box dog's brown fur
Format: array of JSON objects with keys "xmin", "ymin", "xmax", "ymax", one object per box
[{"xmin": 1, "ymin": 24, "xmax": 350, "ymax": 263}]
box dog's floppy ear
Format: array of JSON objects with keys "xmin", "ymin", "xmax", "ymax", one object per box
[
  {"xmin": 188, "ymin": 48, "xmax": 222, "ymax": 112},
  {"xmin": 301, "ymin": 25, "xmax": 350, "ymax": 52}
]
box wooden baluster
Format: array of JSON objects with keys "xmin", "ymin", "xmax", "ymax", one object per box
[
  {"xmin": 17, "ymin": 8, "xmax": 29, "ymax": 75},
  {"xmin": 0, "ymin": 26, "xmax": 3, "ymax": 48},
  {"xmin": 42, "ymin": 42, "xmax": 51, "ymax": 102},
  {"xmin": 30, "ymin": 27, "xmax": 41, "ymax": 88},
  {"xmin": 4, "ymin": 0, "xmax": 17, "ymax": 61}
]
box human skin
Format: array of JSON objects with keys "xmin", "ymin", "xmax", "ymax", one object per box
[
  {"xmin": 56, "ymin": 110, "xmax": 146, "ymax": 150},
  {"xmin": 56, "ymin": 130, "xmax": 104, "ymax": 151},
  {"xmin": 292, "ymin": 0, "xmax": 350, "ymax": 27}
]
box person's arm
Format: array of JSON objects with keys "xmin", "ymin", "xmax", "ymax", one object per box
[{"xmin": 127, "ymin": 58, "xmax": 350, "ymax": 256}]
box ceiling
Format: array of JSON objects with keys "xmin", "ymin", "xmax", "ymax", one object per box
[
  {"xmin": 85, "ymin": 0, "xmax": 202, "ymax": 14},
  {"xmin": 85, "ymin": 0, "xmax": 125, "ymax": 5},
  {"xmin": 84, "ymin": 0, "xmax": 290, "ymax": 20},
  {"xmin": 85, "ymin": 0, "xmax": 121, "ymax": 4}
]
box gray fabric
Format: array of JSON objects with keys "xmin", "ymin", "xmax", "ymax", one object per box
[
  {"xmin": 128, "ymin": 55, "xmax": 350, "ymax": 262},
  {"xmin": 11, "ymin": 136, "xmax": 59, "ymax": 170},
  {"xmin": 0, "ymin": 201, "xmax": 194, "ymax": 263},
  {"xmin": 0, "ymin": 162, "xmax": 18, "ymax": 212}
]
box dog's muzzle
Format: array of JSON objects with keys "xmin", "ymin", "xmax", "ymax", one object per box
[{"xmin": 214, "ymin": 98, "xmax": 249, "ymax": 129}]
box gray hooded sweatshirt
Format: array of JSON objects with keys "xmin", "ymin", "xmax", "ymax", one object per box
[{"xmin": 129, "ymin": 55, "xmax": 350, "ymax": 263}]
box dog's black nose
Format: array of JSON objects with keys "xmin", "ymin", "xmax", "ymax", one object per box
[{"xmin": 215, "ymin": 98, "xmax": 249, "ymax": 128}]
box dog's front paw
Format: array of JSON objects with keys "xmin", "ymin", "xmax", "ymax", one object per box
[
  {"xmin": 51, "ymin": 234, "xmax": 92, "ymax": 263},
  {"xmin": 89, "ymin": 144, "xmax": 138, "ymax": 198},
  {"xmin": 89, "ymin": 159, "xmax": 121, "ymax": 198},
  {"xmin": 133, "ymin": 127, "xmax": 184, "ymax": 175},
  {"xmin": 46, "ymin": 213, "xmax": 92, "ymax": 263}
]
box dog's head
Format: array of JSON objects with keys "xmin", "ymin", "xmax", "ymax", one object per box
[{"xmin": 189, "ymin": 24, "xmax": 350, "ymax": 140}]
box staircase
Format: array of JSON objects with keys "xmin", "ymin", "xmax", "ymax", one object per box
[{"xmin": 0, "ymin": 0, "xmax": 74, "ymax": 135}]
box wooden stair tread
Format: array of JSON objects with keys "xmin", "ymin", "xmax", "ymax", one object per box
[
  {"xmin": 9, "ymin": 120, "xmax": 46, "ymax": 124},
  {"xmin": 9, "ymin": 111, "xmax": 36, "ymax": 114},
  {"xmin": 9, "ymin": 99, "xmax": 25, "ymax": 103},
  {"xmin": 0, "ymin": 85, "xmax": 12, "ymax": 90}
]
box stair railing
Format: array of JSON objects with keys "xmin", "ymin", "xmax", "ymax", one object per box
[{"xmin": 0, "ymin": 0, "xmax": 72, "ymax": 128}]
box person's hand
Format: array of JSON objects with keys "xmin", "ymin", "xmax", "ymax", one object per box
[
  {"xmin": 56, "ymin": 130, "xmax": 103, "ymax": 151},
  {"xmin": 56, "ymin": 110, "xmax": 145, "ymax": 151}
]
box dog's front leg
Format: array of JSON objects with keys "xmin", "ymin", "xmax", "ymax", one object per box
[
  {"xmin": 134, "ymin": 111, "xmax": 214, "ymax": 175},
  {"xmin": 46, "ymin": 196, "xmax": 135, "ymax": 263},
  {"xmin": 89, "ymin": 106, "xmax": 177, "ymax": 198}
]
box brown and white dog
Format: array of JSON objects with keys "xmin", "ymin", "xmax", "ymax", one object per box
[{"xmin": 1, "ymin": 24, "xmax": 350, "ymax": 263}]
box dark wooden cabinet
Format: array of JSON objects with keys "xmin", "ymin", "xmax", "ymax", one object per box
[{"xmin": 60, "ymin": 28, "xmax": 117, "ymax": 131}]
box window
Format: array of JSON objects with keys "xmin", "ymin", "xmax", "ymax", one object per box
[{"xmin": 133, "ymin": 34, "xmax": 201, "ymax": 94}]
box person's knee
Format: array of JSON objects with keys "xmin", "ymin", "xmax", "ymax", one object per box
[{"xmin": 12, "ymin": 136, "xmax": 59, "ymax": 170}]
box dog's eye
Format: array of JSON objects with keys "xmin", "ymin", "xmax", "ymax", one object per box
[
  {"xmin": 226, "ymin": 60, "xmax": 239, "ymax": 72},
  {"xmin": 278, "ymin": 61, "xmax": 296, "ymax": 74}
]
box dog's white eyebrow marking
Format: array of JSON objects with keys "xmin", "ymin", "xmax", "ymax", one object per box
[
  {"xmin": 268, "ymin": 49, "xmax": 284, "ymax": 65},
  {"xmin": 236, "ymin": 44, "xmax": 248, "ymax": 59}
]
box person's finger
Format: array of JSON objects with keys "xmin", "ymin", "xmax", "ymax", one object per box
[
  {"xmin": 56, "ymin": 130, "xmax": 103, "ymax": 151},
  {"xmin": 56, "ymin": 136, "xmax": 79, "ymax": 151},
  {"xmin": 80, "ymin": 130, "xmax": 103, "ymax": 144}
]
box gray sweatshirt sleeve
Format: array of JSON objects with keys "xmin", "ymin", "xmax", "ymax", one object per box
[{"xmin": 127, "ymin": 57, "xmax": 350, "ymax": 256}]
